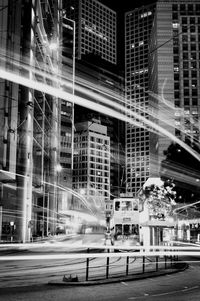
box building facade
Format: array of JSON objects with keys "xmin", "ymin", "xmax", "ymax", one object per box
[
  {"xmin": 64, "ymin": 0, "xmax": 117, "ymax": 64},
  {"xmin": 125, "ymin": 0, "xmax": 200, "ymax": 197},
  {"xmin": 72, "ymin": 121, "xmax": 110, "ymax": 222},
  {"xmin": 64, "ymin": 0, "xmax": 126, "ymax": 201},
  {"xmin": 125, "ymin": 3, "xmax": 156, "ymax": 197},
  {"xmin": 0, "ymin": 0, "xmax": 63, "ymax": 242}
]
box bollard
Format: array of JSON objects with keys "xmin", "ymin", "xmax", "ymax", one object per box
[
  {"xmin": 106, "ymin": 249, "xmax": 110, "ymax": 279},
  {"xmin": 156, "ymin": 256, "xmax": 158, "ymax": 272},
  {"xmin": 165, "ymin": 255, "xmax": 167, "ymax": 269},
  {"xmin": 142, "ymin": 256, "xmax": 145, "ymax": 273},
  {"xmin": 86, "ymin": 248, "xmax": 89, "ymax": 281},
  {"xmin": 126, "ymin": 256, "xmax": 129, "ymax": 276}
]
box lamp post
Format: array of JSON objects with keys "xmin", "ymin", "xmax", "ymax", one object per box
[
  {"xmin": 56, "ymin": 163, "xmax": 62, "ymax": 234},
  {"xmin": 62, "ymin": 16, "xmax": 76, "ymax": 170}
]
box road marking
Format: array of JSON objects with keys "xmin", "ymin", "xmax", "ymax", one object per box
[
  {"xmin": 182, "ymin": 286, "xmax": 199, "ymax": 292},
  {"xmin": 128, "ymin": 286, "xmax": 200, "ymax": 300},
  {"xmin": 121, "ymin": 281, "xmax": 128, "ymax": 286}
]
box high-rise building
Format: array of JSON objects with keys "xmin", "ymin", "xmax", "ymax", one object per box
[
  {"xmin": 125, "ymin": 3, "xmax": 156, "ymax": 197},
  {"xmin": 64, "ymin": 0, "xmax": 117, "ymax": 64},
  {"xmin": 74, "ymin": 56, "xmax": 126, "ymax": 198},
  {"xmin": 63, "ymin": 0, "xmax": 125, "ymax": 204},
  {"xmin": 125, "ymin": 0, "xmax": 200, "ymax": 196},
  {"xmin": 0, "ymin": 0, "xmax": 62, "ymax": 242},
  {"xmin": 150, "ymin": 0, "xmax": 200, "ymax": 150},
  {"xmin": 72, "ymin": 121, "xmax": 110, "ymax": 221}
]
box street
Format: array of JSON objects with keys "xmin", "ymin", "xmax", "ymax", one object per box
[{"xmin": 0, "ymin": 257, "xmax": 200, "ymax": 301}]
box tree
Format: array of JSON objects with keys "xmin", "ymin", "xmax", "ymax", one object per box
[
  {"xmin": 139, "ymin": 182, "xmax": 176, "ymax": 219},
  {"xmin": 160, "ymin": 143, "xmax": 200, "ymax": 205}
]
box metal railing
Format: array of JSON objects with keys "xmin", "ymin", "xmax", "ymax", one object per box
[{"xmin": 82, "ymin": 248, "xmax": 179, "ymax": 282}]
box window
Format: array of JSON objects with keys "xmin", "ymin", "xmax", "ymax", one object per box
[
  {"xmin": 121, "ymin": 201, "xmax": 132, "ymax": 211},
  {"xmin": 115, "ymin": 201, "xmax": 120, "ymax": 211}
]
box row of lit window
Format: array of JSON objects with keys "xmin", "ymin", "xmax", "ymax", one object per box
[
  {"xmin": 172, "ymin": 3, "xmax": 200, "ymax": 12},
  {"xmin": 74, "ymin": 135, "xmax": 109, "ymax": 144},
  {"xmin": 125, "ymin": 17, "xmax": 153, "ymax": 29},
  {"xmin": 82, "ymin": 1, "xmax": 116, "ymax": 17},
  {"xmin": 175, "ymin": 99, "xmax": 199, "ymax": 107},
  {"xmin": 174, "ymin": 70, "xmax": 198, "ymax": 79},
  {"xmin": 82, "ymin": 38, "xmax": 115, "ymax": 49},
  {"xmin": 74, "ymin": 156, "xmax": 109, "ymax": 163}
]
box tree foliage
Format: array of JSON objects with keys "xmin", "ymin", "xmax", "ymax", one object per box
[
  {"xmin": 139, "ymin": 182, "xmax": 176, "ymax": 219},
  {"xmin": 160, "ymin": 142, "xmax": 200, "ymax": 204}
]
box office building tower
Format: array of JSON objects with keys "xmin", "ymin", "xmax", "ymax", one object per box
[
  {"xmin": 72, "ymin": 121, "xmax": 110, "ymax": 221},
  {"xmin": 74, "ymin": 56, "xmax": 125, "ymax": 198},
  {"xmin": 58, "ymin": 14, "xmax": 76, "ymax": 215},
  {"xmin": 125, "ymin": 0, "xmax": 200, "ymax": 196},
  {"xmin": 0, "ymin": 0, "xmax": 62, "ymax": 242},
  {"xmin": 150, "ymin": 0, "xmax": 200, "ymax": 147},
  {"xmin": 63, "ymin": 1, "xmax": 125, "ymax": 201},
  {"xmin": 125, "ymin": 3, "xmax": 156, "ymax": 197},
  {"xmin": 63, "ymin": 0, "xmax": 117, "ymax": 64}
]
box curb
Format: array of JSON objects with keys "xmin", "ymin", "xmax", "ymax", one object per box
[{"xmin": 48, "ymin": 262, "xmax": 189, "ymax": 286}]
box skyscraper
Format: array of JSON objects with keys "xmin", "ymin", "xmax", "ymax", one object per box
[
  {"xmin": 0, "ymin": 0, "xmax": 62, "ymax": 242},
  {"xmin": 125, "ymin": 0, "xmax": 200, "ymax": 196},
  {"xmin": 64, "ymin": 0, "xmax": 117, "ymax": 64},
  {"xmin": 125, "ymin": 3, "xmax": 156, "ymax": 197},
  {"xmin": 73, "ymin": 121, "xmax": 110, "ymax": 221},
  {"xmin": 63, "ymin": 0, "xmax": 125, "ymax": 202}
]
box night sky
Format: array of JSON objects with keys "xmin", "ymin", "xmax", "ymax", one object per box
[
  {"xmin": 99, "ymin": 0, "xmax": 155, "ymax": 66},
  {"xmin": 100, "ymin": 0, "xmax": 155, "ymax": 12}
]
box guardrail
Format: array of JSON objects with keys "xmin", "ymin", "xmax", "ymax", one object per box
[
  {"xmin": 82, "ymin": 247, "xmax": 179, "ymax": 282},
  {"xmin": 0, "ymin": 243, "xmax": 199, "ymax": 283}
]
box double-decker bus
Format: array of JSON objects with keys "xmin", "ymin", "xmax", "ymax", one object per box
[{"xmin": 111, "ymin": 198, "xmax": 140, "ymax": 245}]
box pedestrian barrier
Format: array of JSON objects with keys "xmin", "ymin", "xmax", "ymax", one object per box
[{"xmin": 62, "ymin": 247, "xmax": 180, "ymax": 283}]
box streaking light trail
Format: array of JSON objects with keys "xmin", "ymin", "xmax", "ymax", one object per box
[{"xmin": 0, "ymin": 66, "xmax": 200, "ymax": 164}]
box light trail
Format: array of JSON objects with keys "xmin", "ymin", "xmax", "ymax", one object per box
[
  {"xmin": 0, "ymin": 168, "xmax": 98, "ymax": 220},
  {"xmin": 1, "ymin": 66, "xmax": 200, "ymax": 165},
  {"xmin": 1, "ymin": 242, "xmax": 200, "ymax": 251},
  {"xmin": 0, "ymin": 250, "xmax": 200, "ymax": 261},
  {"xmin": 173, "ymin": 200, "xmax": 200, "ymax": 214},
  {"xmin": 1, "ymin": 48, "xmax": 200, "ymax": 154}
]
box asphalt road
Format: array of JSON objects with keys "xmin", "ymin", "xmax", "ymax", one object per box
[
  {"xmin": 1, "ymin": 236, "xmax": 200, "ymax": 300},
  {"xmin": 1, "ymin": 258, "xmax": 200, "ymax": 301},
  {"xmin": 0, "ymin": 252, "xmax": 157, "ymax": 288}
]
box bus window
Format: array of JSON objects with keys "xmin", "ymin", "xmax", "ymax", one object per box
[
  {"xmin": 131, "ymin": 224, "xmax": 139, "ymax": 235},
  {"xmin": 133, "ymin": 201, "xmax": 138, "ymax": 211},
  {"xmin": 115, "ymin": 201, "xmax": 120, "ymax": 211},
  {"xmin": 124, "ymin": 224, "xmax": 131, "ymax": 236},
  {"xmin": 121, "ymin": 200, "xmax": 132, "ymax": 211},
  {"xmin": 115, "ymin": 224, "xmax": 122, "ymax": 236}
]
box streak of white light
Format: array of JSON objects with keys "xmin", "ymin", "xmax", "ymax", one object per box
[
  {"xmin": 1, "ymin": 67, "xmax": 200, "ymax": 164},
  {"xmin": 1, "ymin": 250, "xmax": 200, "ymax": 260},
  {"xmin": 0, "ymin": 169, "xmax": 28, "ymax": 179},
  {"xmin": 1, "ymin": 242, "xmax": 200, "ymax": 251},
  {"xmin": 173, "ymin": 200, "xmax": 200, "ymax": 214},
  {"xmin": 0, "ymin": 168, "xmax": 97, "ymax": 219},
  {"xmin": 1, "ymin": 51, "xmax": 199, "ymax": 148},
  {"xmin": 0, "ymin": 50, "xmax": 194, "ymax": 139},
  {"xmin": 43, "ymin": 180, "xmax": 97, "ymax": 217}
]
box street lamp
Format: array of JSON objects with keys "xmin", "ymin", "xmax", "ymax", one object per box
[
  {"xmin": 62, "ymin": 17, "xmax": 76, "ymax": 169},
  {"xmin": 56, "ymin": 163, "xmax": 62, "ymax": 234}
]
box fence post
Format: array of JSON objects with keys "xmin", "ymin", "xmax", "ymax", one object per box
[
  {"xmin": 142, "ymin": 256, "xmax": 145, "ymax": 273},
  {"xmin": 156, "ymin": 256, "xmax": 158, "ymax": 271},
  {"xmin": 126, "ymin": 256, "xmax": 129, "ymax": 276},
  {"xmin": 165, "ymin": 255, "xmax": 167, "ymax": 269},
  {"xmin": 106, "ymin": 249, "xmax": 110, "ymax": 279},
  {"xmin": 86, "ymin": 248, "xmax": 89, "ymax": 281}
]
